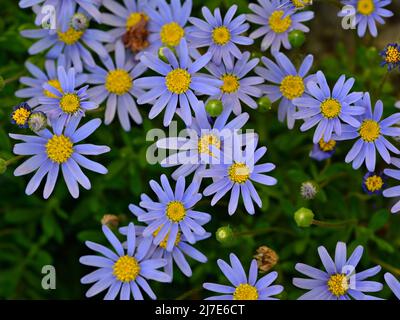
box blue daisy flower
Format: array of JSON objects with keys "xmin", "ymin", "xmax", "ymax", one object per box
[
  {"xmin": 362, "ymin": 172, "xmax": 385, "ymax": 195},
  {"xmin": 156, "ymin": 102, "xmax": 251, "ymax": 182},
  {"xmin": 86, "ymin": 40, "xmax": 147, "ymax": 131},
  {"xmin": 383, "ymin": 158, "xmax": 400, "ymax": 213},
  {"xmin": 335, "ymin": 93, "xmax": 400, "ymax": 172},
  {"xmin": 201, "ymin": 137, "xmax": 277, "ymax": 215},
  {"xmin": 256, "ymin": 52, "xmax": 314, "ymax": 129},
  {"xmin": 11, "ymin": 103, "xmax": 32, "ymax": 129},
  {"xmin": 10, "ymin": 117, "xmax": 110, "ymax": 199},
  {"xmin": 15, "ymin": 55, "xmax": 87, "ymax": 109},
  {"xmin": 293, "ymin": 241, "xmax": 383, "ymax": 300},
  {"xmin": 134, "ymin": 38, "xmax": 222, "ymax": 126},
  {"xmin": 205, "ymin": 52, "xmax": 263, "ymax": 115},
  {"xmin": 21, "ymin": 14, "xmax": 111, "ymax": 73},
  {"xmin": 203, "ymin": 253, "xmax": 283, "ymax": 300},
  {"xmin": 80, "ymin": 222, "xmax": 171, "ymax": 300},
  {"xmin": 39, "ymin": 66, "xmax": 97, "ymax": 126},
  {"xmin": 293, "ymin": 71, "xmax": 364, "ymax": 143},
  {"xmin": 188, "ymin": 5, "xmax": 253, "ymax": 69},
  {"xmin": 102, "ymin": 0, "xmax": 159, "ymax": 58},
  {"xmin": 384, "ymin": 273, "xmax": 400, "ymax": 300},
  {"xmin": 120, "ymin": 220, "xmax": 210, "ymax": 279},
  {"xmin": 247, "ymin": 0, "xmax": 314, "ymax": 52},
  {"xmin": 134, "ymin": 174, "xmax": 211, "ymax": 248},
  {"xmin": 380, "ymin": 43, "xmax": 400, "ymax": 71},
  {"xmin": 146, "ymin": 0, "xmax": 192, "ymax": 49},
  {"xmin": 310, "ymin": 139, "xmax": 337, "ymax": 161},
  {"xmin": 338, "ymin": 0, "xmax": 393, "ymax": 38}
]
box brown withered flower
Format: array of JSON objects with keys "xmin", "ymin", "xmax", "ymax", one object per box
[
  {"xmin": 122, "ymin": 14, "xmax": 149, "ymax": 53},
  {"xmin": 101, "ymin": 214, "xmax": 119, "ymax": 229},
  {"xmin": 254, "ymin": 246, "xmax": 279, "ymax": 273}
]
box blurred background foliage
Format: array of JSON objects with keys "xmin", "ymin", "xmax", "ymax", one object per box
[{"xmin": 1, "ymin": 0, "xmax": 400, "ymax": 300}]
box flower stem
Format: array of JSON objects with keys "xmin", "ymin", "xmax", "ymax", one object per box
[
  {"xmin": 312, "ymin": 218, "xmax": 357, "ymax": 228},
  {"xmin": 377, "ymin": 71, "xmax": 389, "ymax": 97},
  {"xmin": 5, "ymin": 155, "xmax": 24, "ymax": 166},
  {"xmin": 234, "ymin": 227, "xmax": 295, "ymax": 237},
  {"xmin": 370, "ymin": 256, "xmax": 400, "ymax": 276}
]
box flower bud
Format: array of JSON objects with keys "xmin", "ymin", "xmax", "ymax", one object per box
[
  {"xmin": 300, "ymin": 181, "xmax": 318, "ymax": 200},
  {"xmin": 216, "ymin": 226, "xmax": 234, "ymax": 244},
  {"xmin": 257, "ymin": 96, "xmax": 272, "ymax": 112},
  {"xmin": 28, "ymin": 112, "xmax": 47, "ymax": 132},
  {"xmin": 71, "ymin": 13, "xmax": 89, "ymax": 31},
  {"xmin": 0, "ymin": 158, "xmax": 7, "ymax": 174},
  {"xmin": 288, "ymin": 30, "xmax": 305, "ymax": 48},
  {"xmin": 254, "ymin": 246, "xmax": 279, "ymax": 273},
  {"xmin": 294, "ymin": 207, "xmax": 314, "ymax": 227},
  {"xmin": 205, "ymin": 99, "xmax": 223, "ymax": 117}
]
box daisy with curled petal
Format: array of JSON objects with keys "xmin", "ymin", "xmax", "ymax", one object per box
[
  {"xmin": 362, "ymin": 172, "xmax": 385, "ymax": 195},
  {"xmin": 86, "ymin": 41, "xmax": 146, "ymax": 131},
  {"xmin": 187, "ymin": 5, "xmax": 253, "ymax": 70},
  {"xmin": 11, "ymin": 103, "xmax": 32, "ymax": 129},
  {"xmin": 201, "ymin": 137, "xmax": 277, "ymax": 215},
  {"xmin": 205, "ymin": 52, "xmax": 263, "ymax": 115},
  {"xmin": 146, "ymin": 0, "xmax": 192, "ymax": 49},
  {"xmin": 21, "ymin": 15, "xmax": 111, "ymax": 73},
  {"xmin": 383, "ymin": 158, "xmax": 400, "ymax": 213},
  {"xmin": 380, "ymin": 43, "xmax": 400, "ymax": 71},
  {"xmin": 256, "ymin": 52, "xmax": 314, "ymax": 129},
  {"xmin": 247, "ymin": 0, "xmax": 314, "ymax": 52},
  {"xmin": 134, "ymin": 38, "xmax": 222, "ymax": 126},
  {"xmin": 338, "ymin": 0, "xmax": 393, "ymax": 38},
  {"xmin": 293, "ymin": 71, "xmax": 364, "ymax": 143},
  {"xmin": 335, "ymin": 93, "xmax": 400, "ymax": 172},
  {"xmin": 203, "ymin": 253, "xmax": 283, "ymax": 300},
  {"xmin": 293, "ymin": 241, "xmax": 383, "ymax": 300},
  {"xmin": 135, "ymin": 174, "xmax": 211, "ymax": 248},
  {"xmin": 10, "ymin": 117, "xmax": 110, "ymax": 199},
  {"xmin": 120, "ymin": 220, "xmax": 210, "ymax": 279},
  {"xmin": 102, "ymin": 0, "xmax": 158, "ymax": 58},
  {"xmin": 15, "ymin": 55, "xmax": 87, "ymax": 109},
  {"xmin": 39, "ymin": 66, "xmax": 97, "ymax": 126},
  {"xmin": 80, "ymin": 223, "xmax": 171, "ymax": 300},
  {"xmin": 384, "ymin": 273, "xmax": 400, "ymax": 299},
  {"xmin": 309, "ymin": 139, "xmax": 337, "ymax": 161}
]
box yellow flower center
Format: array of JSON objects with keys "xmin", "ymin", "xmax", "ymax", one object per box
[
  {"xmin": 221, "ymin": 74, "xmax": 240, "ymax": 94},
  {"xmin": 57, "ymin": 28, "xmax": 84, "ymax": 45},
  {"xmin": 43, "ymin": 79, "xmax": 62, "ymax": 98},
  {"xmin": 292, "ymin": 0, "xmax": 312, "ymax": 8},
  {"xmin": 357, "ymin": 0, "xmax": 375, "ymax": 15},
  {"xmin": 268, "ymin": 10, "xmax": 292, "ymax": 34},
  {"xmin": 385, "ymin": 46, "xmax": 400, "ymax": 64},
  {"xmin": 160, "ymin": 22, "xmax": 184, "ymax": 47},
  {"xmin": 166, "ymin": 201, "xmax": 186, "ymax": 222},
  {"xmin": 318, "ymin": 139, "xmax": 336, "ymax": 152},
  {"xmin": 327, "ymin": 274, "xmax": 349, "ymax": 297},
  {"xmin": 359, "ymin": 119, "xmax": 380, "ymax": 142},
  {"xmin": 12, "ymin": 108, "xmax": 31, "ymax": 126},
  {"xmin": 46, "ymin": 135, "xmax": 73, "ymax": 163},
  {"xmin": 105, "ymin": 69, "xmax": 132, "ymax": 95},
  {"xmin": 233, "ymin": 284, "xmax": 259, "ymax": 300},
  {"xmin": 365, "ymin": 175, "xmax": 383, "ymax": 192},
  {"xmin": 212, "ymin": 26, "xmax": 231, "ymax": 46},
  {"xmin": 165, "ymin": 68, "xmax": 191, "ymax": 94},
  {"xmin": 280, "ymin": 75, "xmax": 305, "ymax": 100},
  {"xmin": 320, "ymin": 99, "xmax": 341, "ymax": 119},
  {"xmin": 60, "ymin": 93, "xmax": 80, "ymax": 114},
  {"xmin": 126, "ymin": 12, "xmax": 149, "ymax": 30},
  {"xmin": 152, "ymin": 226, "xmax": 181, "ymax": 249},
  {"xmin": 198, "ymin": 134, "xmax": 221, "ymax": 156},
  {"xmin": 228, "ymin": 162, "xmax": 250, "ymax": 184},
  {"xmin": 113, "ymin": 255, "xmax": 140, "ymax": 283}
]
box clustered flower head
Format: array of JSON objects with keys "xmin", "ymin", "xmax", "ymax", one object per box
[{"xmin": 8, "ymin": 0, "xmax": 400, "ymax": 300}]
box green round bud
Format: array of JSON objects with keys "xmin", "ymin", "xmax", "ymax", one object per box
[
  {"xmin": 294, "ymin": 207, "xmax": 314, "ymax": 227},
  {"xmin": 0, "ymin": 76, "xmax": 4, "ymax": 91},
  {"xmin": 250, "ymin": 52, "xmax": 262, "ymax": 60},
  {"xmin": 288, "ymin": 30, "xmax": 306, "ymax": 48},
  {"xmin": 0, "ymin": 158, "xmax": 7, "ymax": 174},
  {"xmin": 71, "ymin": 13, "xmax": 89, "ymax": 31},
  {"xmin": 216, "ymin": 226, "xmax": 234, "ymax": 244},
  {"xmin": 257, "ymin": 96, "xmax": 272, "ymax": 112},
  {"xmin": 206, "ymin": 99, "xmax": 223, "ymax": 117}
]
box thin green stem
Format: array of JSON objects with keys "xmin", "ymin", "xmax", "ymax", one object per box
[
  {"xmin": 377, "ymin": 71, "xmax": 389, "ymax": 97},
  {"xmin": 5, "ymin": 155, "xmax": 24, "ymax": 166},
  {"xmin": 234, "ymin": 227, "xmax": 296, "ymax": 237},
  {"xmin": 312, "ymin": 218, "xmax": 357, "ymax": 228},
  {"xmin": 176, "ymin": 287, "xmax": 202, "ymax": 300},
  {"xmin": 370, "ymin": 257, "xmax": 400, "ymax": 276}
]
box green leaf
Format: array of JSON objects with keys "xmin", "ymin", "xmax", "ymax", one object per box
[{"xmin": 368, "ymin": 209, "xmax": 390, "ymax": 231}]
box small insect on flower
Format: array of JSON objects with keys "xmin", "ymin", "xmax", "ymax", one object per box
[
  {"xmin": 384, "ymin": 272, "xmax": 400, "ymax": 300},
  {"xmin": 300, "ymin": 181, "xmax": 318, "ymax": 200},
  {"xmin": 380, "ymin": 43, "xmax": 400, "ymax": 71},
  {"xmin": 362, "ymin": 172, "xmax": 385, "ymax": 195},
  {"xmin": 203, "ymin": 253, "xmax": 283, "ymax": 300},
  {"xmin": 293, "ymin": 241, "xmax": 383, "ymax": 300},
  {"xmin": 10, "ymin": 117, "xmax": 110, "ymax": 199},
  {"xmin": 80, "ymin": 223, "xmax": 171, "ymax": 300},
  {"xmin": 310, "ymin": 139, "xmax": 337, "ymax": 161},
  {"xmin": 28, "ymin": 111, "xmax": 47, "ymax": 132},
  {"xmin": 338, "ymin": 0, "xmax": 394, "ymax": 38},
  {"xmin": 11, "ymin": 102, "xmax": 31, "ymax": 128}
]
